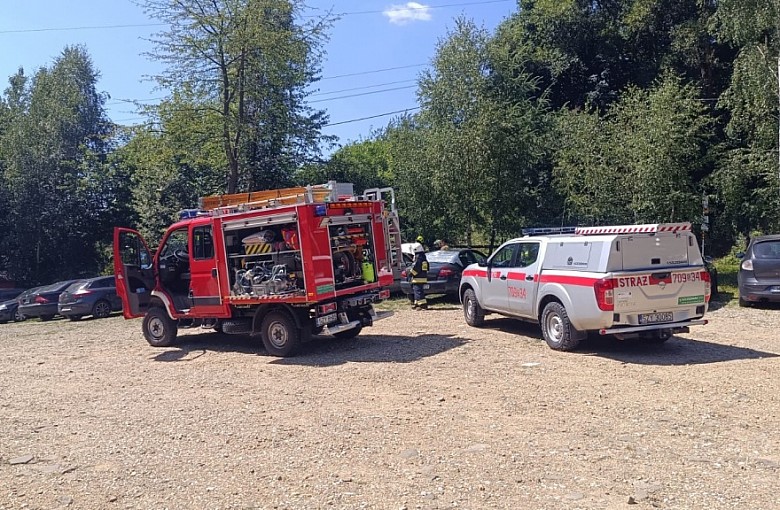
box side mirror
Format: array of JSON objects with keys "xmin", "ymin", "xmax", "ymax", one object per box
[
  {"xmin": 735, "ymin": 252, "xmax": 745, "ymax": 260},
  {"xmin": 477, "ymin": 260, "xmax": 488, "ymax": 268}
]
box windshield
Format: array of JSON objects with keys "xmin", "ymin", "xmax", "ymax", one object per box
[{"xmin": 426, "ymin": 251, "xmax": 459, "ymax": 263}]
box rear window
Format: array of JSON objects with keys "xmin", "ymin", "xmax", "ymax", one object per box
[{"xmin": 753, "ymin": 241, "xmax": 780, "ymax": 259}]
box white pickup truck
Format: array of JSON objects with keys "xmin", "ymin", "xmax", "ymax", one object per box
[{"xmin": 459, "ymin": 223, "xmax": 710, "ymax": 350}]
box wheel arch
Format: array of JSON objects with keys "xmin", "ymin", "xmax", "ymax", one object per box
[{"xmin": 251, "ymin": 303, "xmax": 307, "ymax": 335}]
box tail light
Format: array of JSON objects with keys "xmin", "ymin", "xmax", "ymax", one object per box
[
  {"xmin": 594, "ymin": 278, "xmax": 615, "ymax": 311},
  {"xmin": 378, "ymin": 289, "xmax": 390, "ymax": 300},
  {"xmin": 34, "ymin": 295, "xmax": 49, "ymax": 304},
  {"xmin": 701, "ymin": 270, "xmax": 711, "ymax": 302},
  {"xmin": 318, "ymin": 302, "xmax": 337, "ymax": 315},
  {"xmin": 438, "ymin": 268, "xmax": 454, "ymax": 279}
]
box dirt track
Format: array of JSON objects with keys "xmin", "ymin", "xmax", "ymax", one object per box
[{"xmin": 1, "ymin": 299, "xmax": 779, "ymax": 510}]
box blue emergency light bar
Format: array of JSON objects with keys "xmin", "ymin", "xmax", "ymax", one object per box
[
  {"xmin": 178, "ymin": 209, "xmax": 210, "ymax": 220},
  {"xmin": 522, "ymin": 226, "xmax": 577, "ymax": 236}
]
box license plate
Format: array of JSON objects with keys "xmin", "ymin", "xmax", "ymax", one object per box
[
  {"xmin": 423, "ymin": 284, "xmax": 430, "ymax": 290},
  {"xmin": 316, "ymin": 313, "xmax": 337, "ymax": 327},
  {"xmin": 639, "ymin": 312, "xmax": 673, "ymax": 325}
]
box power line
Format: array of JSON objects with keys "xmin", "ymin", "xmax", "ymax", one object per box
[
  {"xmin": 322, "ymin": 64, "xmax": 426, "ymax": 80},
  {"xmin": 114, "ymin": 107, "xmax": 421, "ymax": 127},
  {"xmin": 309, "ymin": 85, "xmax": 416, "ymax": 103},
  {"xmin": 0, "ymin": 0, "xmax": 514, "ymax": 35},
  {"xmin": 311, "ymin": 79, "xmax": 417, "ymax": 97},
  {"xmin": 324, "ymin": 107, "xmax": 420, "ymax": 127}
]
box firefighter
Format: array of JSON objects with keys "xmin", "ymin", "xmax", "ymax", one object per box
[
  {"xmin": 409, "ymin": 243, "xmax": 429, "ymax": 310},
  {"xmin": 433, "ymin": 239, "xmax": 449, "ymax": 251},
  {"xmin": 415, "ymin": 235, "xmax": 428, "ymax": 252}
]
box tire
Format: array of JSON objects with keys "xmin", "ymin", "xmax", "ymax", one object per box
[
  {"xmin": 260, "ymin": 310, "xmax": 301, "ymax": 357},
  {"xmin": 463, "ymin": 289, "xmax": 485, "ymax": 327},
  {"xmin": 333, "ymin": 324, "xmax": 362, "ymax": 339},
  {"xmin": 540, "ymin": 302, "xmax": 581, "ymax": 351},
  {"xmin": 92, "ymin": 300, "xmax": 112, "ymax": 319},
  {"xmin": 39, "ymin": 314, "xmax": 54, "ymax": 322},
  {"xmin": 142, "ymin": 307, "xmax": 178, "ymax": 347},
  {"xmin": 67, "ymin": 315, "xmax": 83, "ymax": 321},
  {"xmin": 13, "ymin": 310, "xmax": 25, "ymax": 322}
]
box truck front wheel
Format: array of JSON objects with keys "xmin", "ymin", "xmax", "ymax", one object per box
[
  {"xmin": 463, "ymin": 289, "xmax": 485, "ymax": 327},
  {"xmin": 143, "ymin": 307, "xmax": 178, "ymax": 347},
  {"xmin": 261, "ymin": 311, "xmax": 300, "ymax": 357},
  {"xmin": 540, "ymin": 302, "xmax": 581, "ymax": 351}
]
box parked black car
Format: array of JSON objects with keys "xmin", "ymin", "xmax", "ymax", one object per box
[
  {"xmin": 0, "ymin": 288, "xmax": 27, "ymax": 301},
  {"xmin": 18, "ymin": 280, "xmax": 83, "ymax": 321},
  {"xmin": 737, "ymin": 235, "xmax": 780, "ymax": 307},
  {"xmin": 0, "ymin": 288, "xmax": 33, "ymax": 323},
  {"xmin": 400, "ymin": 249, "xmax": 487, "ymax": 297},
  {"xmin": 58, "ymin": 276, "xmax": 123, "ymax": 320}
]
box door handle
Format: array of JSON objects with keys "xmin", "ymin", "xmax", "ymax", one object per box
[
  {"xmin": 211, "ymin": 268, "xmax": 217, "ymax": 278},
  {"xmin": 526, "ymin": 275, "xmax": 534, "ymax": 281},
  {"xmin": 500, "ymin": 275, "xmax": 507, "ymax": 280}
]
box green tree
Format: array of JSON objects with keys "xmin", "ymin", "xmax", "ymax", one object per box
[
  {"xmin": 1, "ymin": 46, "xmax": 115, "ymax": 284},
  {"xmin": 139, "ymin": 0, "xmax": 332, "ymax": 194}
]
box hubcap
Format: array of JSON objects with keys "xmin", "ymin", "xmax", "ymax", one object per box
[
  {"xmin": 546, "ymin": 313, "xmax": 563, "ymax": 342},
  {"xmin": 268, "ymin": 321, "xmax": 289, "ymax": 348},
  {"xmin": 465, "ymin": 298, "xmax": 473, "ymax": 319},
  {"xmin": 95, "ymin": 302, "xmax": 110, "ymax": 317},
  {"xmin": 149, "ymin": 317, "xmax": 165, "ymax": 339}
]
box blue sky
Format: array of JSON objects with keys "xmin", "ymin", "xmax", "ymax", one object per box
[{"xmin": 0, "ymin": 0, "xmax": 517, "ymax": 150}]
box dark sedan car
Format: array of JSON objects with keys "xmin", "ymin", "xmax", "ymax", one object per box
[
  {"xmin": 738, "ymin": 234, "xmax": 780, "ymax": 307},
  {"xmin": 58, "ymin": 276, "xmax": 123, "ymax": 320},
  {"xmin": 0, "ymin": 288, "xmax": 32, "ymax": 323},
  {"xmin": 18, "ymin": 280, "xmax": 83, "ymax": 321},
  {"xmin": 401, "ymin": 249, "xmax": 487, "ymax": 297}
]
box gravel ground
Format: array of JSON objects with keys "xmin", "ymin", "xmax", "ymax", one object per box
[{"xmin": 1, "ymin": 298, "xmax": 779, "ymax": 510}]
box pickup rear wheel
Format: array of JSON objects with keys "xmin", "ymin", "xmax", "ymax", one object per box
[
  {"xmin": 540, "ymin": 302, "xmax": 580, "ymax": 351},
  {"xmin": 463, "ymin": 289, "xmax": 485, "ymax": 327},
  {"xmin": 142, "ymin": 307, "xmax": 178, "ymax": 347},
  {"xmin": 261, "ymin": 310, "xmax": 300, "ymax": 357}
]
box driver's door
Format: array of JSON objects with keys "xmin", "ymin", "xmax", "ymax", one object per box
[
  {"xmin": 482, "ymin": 243, "xmax": 518, "ymax": 312},
  {"xmin": 113, "ymin": 228, "xmax": 155, "ymax": 319}
]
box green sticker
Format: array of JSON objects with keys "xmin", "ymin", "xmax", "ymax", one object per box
[
  {"xmin": 317, "ymin": 284, "xmax": 335, "ymax": 294},
  {"xmin": 678, "ymin": 295, "xmax": 705, "ymax": 305}
]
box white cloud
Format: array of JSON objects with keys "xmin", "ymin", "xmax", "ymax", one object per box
[{"xmin": 383, "ymin": 2, "xmax": 432, "ymax": 25}]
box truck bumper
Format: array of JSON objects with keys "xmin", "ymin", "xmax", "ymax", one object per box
[{"xmin": 598, "ymin": 319, "xmax": 708, "ymax": 336}]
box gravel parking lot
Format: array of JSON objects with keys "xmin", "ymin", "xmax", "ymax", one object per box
[{"xmin": 1, "ymin": 299, "xmax": 779, "ymax": 510}]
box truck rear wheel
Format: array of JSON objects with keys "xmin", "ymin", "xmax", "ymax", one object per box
[
  {"xmin": 261, "ymin": 310, "xmax": 300, "ymax": 357},
  {"xmin": 540, "ymin": 302, "xmax": 581, "ymax": 351},
  {"xmin": 142, "ymin": 307, "xmax": 178, "ymax": 347},
  {"xmin": 463, "ymin": 289, "xmax": 485, "ymax": 327}
]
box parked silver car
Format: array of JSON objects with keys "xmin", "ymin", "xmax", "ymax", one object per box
[{"xmin": 737, "ymin": 235, "xmax": 780, "ymax": 306}]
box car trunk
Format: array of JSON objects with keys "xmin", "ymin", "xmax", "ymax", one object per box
[{"xmin": 612, "ymin": 269, "xmax": 707, "ymax": 313}]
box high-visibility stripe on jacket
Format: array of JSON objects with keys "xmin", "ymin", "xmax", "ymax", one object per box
[{"xmin": 410, "ymin": 254, "xmax": 428, "ymax": 284}]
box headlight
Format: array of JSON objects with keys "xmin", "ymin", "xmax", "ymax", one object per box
[
  {"xmin": 741, "ymin": 259, "xmax": 754, "ymax": 271},
  {"xmin": 0, "ymin": 304, "xmax": 6, "ymax": 311}
]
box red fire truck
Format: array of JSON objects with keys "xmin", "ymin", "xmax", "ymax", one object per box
[{"xmin": 113, "ymin": 182, "xmax": 402, "ymax": 356}]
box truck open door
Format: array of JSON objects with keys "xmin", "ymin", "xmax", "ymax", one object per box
[{"xmin": 113, "ymin": 227, "xmax": 155, "ymax": 319}]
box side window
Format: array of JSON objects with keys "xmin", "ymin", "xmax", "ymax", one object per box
[
  {"xmin": 160, "ymin": 228, "xmax": 189, "ymax": 259},
  {"xmin": 120, "ymin": 231, "xmax": 152, "ymax": 270},
  {"xmin": 193, "ymin": 226, "xmax": 215, "ymax": 260},
  {"xmin": 97, "ymin": 277, "xmax": 114, "ymax": 288},
  {"xmin": 490, "ymin": 244, "xmax": 517, "ymax": 268},
  {"xmin": 517, "ymin": 243, "xmax": 540, "ymax": 268}
]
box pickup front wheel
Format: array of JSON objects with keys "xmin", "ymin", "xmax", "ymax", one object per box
[
  {"xmin": 463, "ymin": 289, "xmax": 485, "ymax": 327},
  {"xmin": 540, "ymin": 302, "xmax": 581, "ymax": 351},
  {"xmin": 143, "ymin": 307, "xmax": 178, "ymax": 347}
]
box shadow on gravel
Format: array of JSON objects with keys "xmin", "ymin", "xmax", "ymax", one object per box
[
  {"xmin": 151, "ymin": 331, "xmax": 466, "ymax": 365},
  {"xmin": 270, "ymin": 334, "xmax": 467, "ymax": 367},
  {"xmin": 463, "ymin": 317, "xmax": 778, "ymax": 366},
  {"xmin": 151, "ymin": 332, "xmax": 259, "ymax": 361},
  {"xmin": 580, "ymin": 335, "xmax": 779, "ymax": 366}
]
